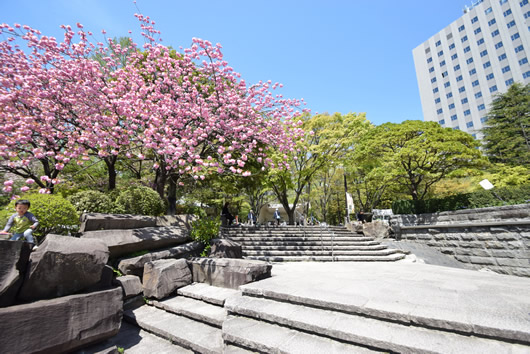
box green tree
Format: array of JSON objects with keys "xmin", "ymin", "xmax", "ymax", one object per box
[
  {"xmin": 356, "ymin": 120, "xmax": 486, "ymax": 201},
  {"xmin": 482, "ymin": 82, "xmax": 530, "ymax": 166}
]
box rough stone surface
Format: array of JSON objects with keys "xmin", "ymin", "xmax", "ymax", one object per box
[
  {"xmin": 155, "ymin": 214, "xmax": 197, "ymax": 229},
  {"xmin": 189, "ymin": 258, "xmax": 272, "ymax": 289},
  {"xmin": 115, "ymin": 275, "xmax": 143, "ymax": 299},
  {"xmin": 0, "ymin": 287, "xmax": 123, "ymax": 354},
  {"xmin": 0, "ymin": 240, "xmax": 31, "ymax": 307},
  {"xmin": 143, "ymin": 259, "xmax": 192, "ymax": 299},
  {"xmin": 117, "ymin": 241, "xmax": 203, "ymax": 276},
  {"xmin": 81, "ymin": 226, "xmax": 191, "ymax": 258},
  {"xmin": 80, "ymin": 213, "xmax": 158, "ymax": 232},
  {"xmin": 362, "ymin": 221, "xmax": 390, "ymax": 240},
  {"xmin": 208, "ymin": 239, "xmax": 243, "ymax": 258},
  {"xmin": 18, "ymin": 234, "xmax": 109, "ymax": 302}
]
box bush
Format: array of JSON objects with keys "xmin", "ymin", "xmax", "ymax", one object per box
[
  {"xmin": 0, "ymin": 193, "xmax": 80, "ymax": 239},
  {"xmin": 114, "ymin": 186, "xmax": 166, "ymax": 216},
  {"xmin": 190, "ymin": 217, "xmax": 220, "ymax": 246},
  {"xmin": 68, "ymin": 190, "xmax": 114, "ymax": 214}
]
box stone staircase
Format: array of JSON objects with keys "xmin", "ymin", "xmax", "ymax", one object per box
[{"xmin": 221, "ymin": 225, "xmax": 406, "ymax": 262}]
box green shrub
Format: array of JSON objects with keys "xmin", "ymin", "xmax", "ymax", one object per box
[
  {"xmin": 113, "ymin": 186, "xmax": 166, "ymax": 216},
  {"xmin": 0, "ymin": 193, "xmax": 80, "ymax": 239},
  {"xmin": 68, "ymin": 190, "xmax": 114, "ymax": 214},
  {"xmin": 190, "ymin": 217, "xmax": 220, "ymax": 247}
]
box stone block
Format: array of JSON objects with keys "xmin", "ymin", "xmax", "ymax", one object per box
[
  {"xmin": 115, "ymin": 275, "xmax": 143, "ymax": 299},
  {"xmin": 155, "ymin": 214, "xmax": 197, "ymax": 229},
  {"xmin": 454, "ymin": 255, "xmax": 471, "ymax": 263},
  {"xmin": 117, "ymin": 241, "xmax": 203, "ymax": 276},
  {"xmin": 80, "ymin": 213, "xmax": 157, "ymax": 232},
  {"xmin": 0, "ymin": 240, "xmax": 31, "ymax": 307},
  {"xmin": 474, "ymin": 233, "xmax": 494, "ymax": 241},
  {"xmin": 496, "ymin": 258, "xmax": 530, "ymax": 267},
  {"xmin": 209, "ymin": 239, "xmax": 243, "ymax": 258},
  {"xmin": 495, "ymin": 233, "xmax": 519, "ymax": 241},
  {"xmin": 189, "ymin": 258, "xmax": 272, "ymax": 289},
  {"xmin": 82, "ymin": 226, "xmax": 191, "ymax": 258},
  {"xmin": 363, "ymin": 221, "xmax": 390, "ymax": 240},
  {"xmin": 485, "ymin": 241, "xmax": 505, "ymax": 249},
  {"xmin": 18, "ymin": 235, "xmax": 109, "ymax": 302},
  {"xmin": 512, "ymin": 268, "xmax": 530, "ymax": 277},
  {"xmin": 0, "ymin": 287, "xmax": 122, "ymax": 354},
  {"xmin": 491, "ymin": 227, "xmax": 511, "ymax": 233},
  {"xmin": 490, "ymin": 250, "xmax": 517, "ymax": 258},
  {"xmin": 143, "ymin": 259, "xmax": 192, "ymax": 299},
  {"xmin": 460, "ymin": 234, "xmax": 475, "ymax": 241},
  {"xmin": 469, "ymin": 256, "xmax": 497, "ymax": 265}
]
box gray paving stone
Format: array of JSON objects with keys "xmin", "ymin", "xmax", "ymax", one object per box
[
  {"xmin": 151, "ymin": 295, "xmax": 227, "ymax": 327},
  {"xmin": 177, "ymin": 282, "xmax": 240, "ymax": 306}
]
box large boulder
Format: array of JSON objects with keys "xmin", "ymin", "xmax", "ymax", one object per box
[
  {"xmin": 0, "ymin": 240, "xmax": 32, "ymax": 307},
  {"xmin": 117, "ymin": 241, "xmax": 203, "ymax": 277},
  {"xmin": 81, "ymin": 226, "xmax": 190, "ymax": 258},
  {"xmin": 156, "ymin": 214, "xmax": 197, "ymax": 229},
  {"xmin": 209, "ymin": 239, "xmax": 243, "ymax": 258},
  {"xmin": 363, "ymin": 221, "xmax": 390, "ymax": 241},
  {"xmin": 0, "ymin": 287, "xmax": 122, "ymax": 354},
  {"xmin": 115, "ymin": 275, "xmax": 143, "ymax": 299},
  {"xmin": 189, "ymin": 258, "xmax": 272, "ymax": 289},
  {"xmin": 18, "ymin": 235, "xmax": 109, "ymax": 302},
  {"xmin": 80, "ymin": 213, "xmax": 157, "ymax": 232},
  {"xmin": 143, "ymin": 259, "xmax": 192, "ymax": 299}
]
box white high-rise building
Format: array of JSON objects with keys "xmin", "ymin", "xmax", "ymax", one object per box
[{"xmin": 413, "ymin": 0, "xmax": 530, "ymax": 138}]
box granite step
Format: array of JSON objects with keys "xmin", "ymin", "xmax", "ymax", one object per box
[
  {"xmin": 242, "ymin": 249, "xmax": 401, "ymax": 257},
  {"xmin": 124, "ymin": 305, "xmax": 223, "ymax": 354},
  {"xmin": 241, "ymin": 244, "xmax": 388, "ymax": 251},
  {"xmin": 150, "ymin": 295, "xmax": 227, "ymax": 327},
  {"xmin": 244, "ymin": 253, "xmax": 406, "ymax": 262},
  {"xmin": 226, "ymin": 236, "xmax": 376, "ymax": 242},
  {"xmin": 223, "ymin": 315, "xmax": 382, "ymax": 353},
  {"xmin": 224, "ymin": 295, "xmax": 529, "ymax": 354},
  {"xmin": 177, "ymin": 282, "xmax": 240, "ymax": 306}
]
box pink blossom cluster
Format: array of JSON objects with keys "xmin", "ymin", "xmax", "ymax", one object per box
[{"xmin": 0, "ymin": 15, "xmax": 307, "ymax": 194}]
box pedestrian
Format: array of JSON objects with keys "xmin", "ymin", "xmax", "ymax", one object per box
[
  {"xmin": 0, "ymin": 199, "xmax": 38, "ymax": 248},
  {"xmin": 221, "ymin": 202, "xmax": 235, "ymax": 225},
  {"xmin": 247, "ymin": 210, "xmax": 257, "ymax": 225},
  {"xmin": 356, "ymin": 210, "xmax": 365, "ymax": 223},
  {"xmin": 273, "ymin": 208, "xmax": 281, "ymax": 226}
]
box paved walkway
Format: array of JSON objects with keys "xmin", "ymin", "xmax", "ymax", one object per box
[{"xmin": 242, "ymin": 261, "xmax": 530, "ymax": 343}]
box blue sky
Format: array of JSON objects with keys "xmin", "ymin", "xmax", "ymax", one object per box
[{"xmin": 1, "ymin": 0, "xmax": 471, "ymax": 126}]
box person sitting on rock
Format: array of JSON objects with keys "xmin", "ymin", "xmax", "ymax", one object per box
[
  {"xmin": 222, "ymin": 202, "xmax": 235, "ymax": 225},
  {"xmin": 0, "ymin": 199, "xmax": 39, "ymax": 248}
]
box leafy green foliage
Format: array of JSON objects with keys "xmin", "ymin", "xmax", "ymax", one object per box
[
  {"xmin": 0, "ymin": 194, "xmax": 80, "ymax": 238},
  {"xmin": 482, "ymin": 83, "xmax": 530, "ymax": 166},
  {"xmin": 114, "ymin": 186, "xmax": 166, "ymax": 216},
  {"xmin": 190, "ymin": 217, "xmax": 220, "ymax": 246},
  {"xmin": 68, "ymin": 190, "xmax": 114, "ymax": 214}
]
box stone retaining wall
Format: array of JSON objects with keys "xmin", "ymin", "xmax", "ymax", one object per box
[{"xmin": 390, "ymin": 204, "xmax": 530, "ymax": 277}]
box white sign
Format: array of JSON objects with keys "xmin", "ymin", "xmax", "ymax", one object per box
[
  {"xmin": 346, "ymin": 193, "xmax": 354, "ymax": 214},
  {"xmin": 479, "ymin": 179, "xmax": 494, "ymax": 190}
]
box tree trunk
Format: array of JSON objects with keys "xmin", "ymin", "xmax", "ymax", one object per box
[
  {"xmin": 167, "ymin": 175, "xmax": 177, "ymax": 215},
  {"xmin": 104, "ymin": 156, "xmax": 117, "ymax": 190}
]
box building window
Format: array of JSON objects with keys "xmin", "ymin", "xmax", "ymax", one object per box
[
  {"xmin": 464, "ymin": 46, "xmax": 471, "ymax": 53},
  {"xmin": 524, "ymin": 0, "xmax": 530, "ymax": 7},
  {"xmin": 459, "ymin": 86, "xmax": 466, "ymax": 93},
  {"xmin": 439, "ymin": 119, "xmax": 446, "ymax": 124},
  {"xmin": 519, "ymin": 57, "xmax": 528, "ymax": 65},
  {"xmin": 431, "ymin": 77, "xmax": 437, "ymax": 83},
  {"xmin": 449, "ymin": 43, "xmax": 456, "ymax": 50},
  {"xmin": 435, "ymin": 40, "xmax": 442, "ymax": 47},
  {"xmin": 474, "ymin": 28, "xmax": 482, "ymax": 35},
  {"xmin": 451, "ymin": 53, "xmax": 458, "ymax": 60},
  {"xmin": 440, "ymin": 60, "xmax": 446, "ymax": 67},
  {"xmin": 477, "ymin": 38, "xmax": 485, "ymax": 46},
  {"xmin": 447, "ymin": 92, "xmax": 453, "ymax": 98},
  {"xmin": 427, "ymin": 57, "xmax": 433, "ymax": 63},
  {"xmin": 435, "ymin": 98, "xmax": 441, "ymax": 103},
  {"xmin": 454, "ymin": 64, "xmax": 461, "ymax": 71},
  {"xmin": 495, "ymin": 42, "xmax": 503, "ymax": 49},
  {"xmin": 456, "ymin": 75, "xmax": 463, "ymax": 81},
  {"xmin": 478, "ymin": 104, "xmax": 486, "ymax": 111},
  {"xmin": 467, "ymin": 58, "xmax": 474, "ymax": 64},
  {"xmin": 437, "ymin": 108, "xmax": 443, "ymax": 114},
  {"xmin": 444, "ymin": 81, "xmax": 451, "ymax": 88},
  {"xmin": 461, "ymin": 35, "xmax": 468, "ymax": 43},
  {"xmin": 506, "ymin": 78, "xmax": 514, "ymax": 85},
  {"xmin": 502, "ymin": 65, "xmax": 511, "ymax": 73},
  {"xmin": 480, "ymin": 50, "xmax": 488, "ymax": 57},
  {"xmin": 462, "ymin": 97, "xmax": 469, "ymax": 104},
  {"xmin": 451, "ymin": 114, "xmax": 458, "ymax": 121},
  {"xmin": 499, "ymin": 53, "xmax": 507, "ymax": 61},
  {"xmin": 442, "ymin": 71, "xmax": 448, "ymax": 77},
  {"xmin": 492, "ymin": 29, "xmax": 500, "ymax": 37},
  {"xmin": 459, "ymin": 25, "xmax": 465, "ymax": 32},
  {"xmin": 429, "ymin": 67, "xmax": 435, "ymax": 73},
  {"xmin": 472, "ymin": 80, "xmax": 480, "ymax": 87},
  {"xmin": 500, "ymin": 0, "xmax": 508, "ymax": 4},
  {"xmin": 469, "ymin": 68, "xmax": 477, "ymax": 75},
  {"xmin": 525, "ymin": 11, "xmax": 530, "ymax": 18},
  {"xmin": 471, "ymin": 16, "xmax": 479, "ymax": 24},
  {"xmin": 504, "ymin": 9, "xmax": 512, "ymax": 16},
  {"xmin": 481, "ymin": 117, "xmax": 488, "ymax": 123},
  {"xmin": 515, "ymin": 45, "xmax": 524, "ymax": 53},
  {"xmin": 488, "ymin": 19, "xmax": 496, "ymax": 26},
  {"xmin": 466, "ymin": 121, "xmax": 474, "ymax": 128},
  {"xmin": 486, "ymin": 73, "xmax": 495, "ymax": 80},
  {"xmin": 449, "ymin": 103, "xmax": 455, "ymax": 109},
  {"xmin": 507, "ymin": 20, "xmax": 516, "ymax": 29},
  {"xmin": 454, "ymin": 126, "xmax": 460, "ymax": 130},
  {"xmin": 475, "ymin": 91, "xmax": 483, "ymax": 98},
  {"xmin": 523, "ymin": 70, "xmax": 530, "ymax": 78},
  {"xmin": 490, "ymin": 85, "xmax": 498, "ymax": 92},
  {"xmin": 483, "ymin": 61, "xmax": 491, "ymax": 68},
  {"xmin": 464, "ymin": 110, "xmax": 471, "ymax": 116},
  {"xmin": 511, "ymin": 33, "xmax": 520, "ymax": 40},
  {"xmin": 438, "ymin": 50, "xmax": 444, "ymax": 57},
  {"xmin": 485, "ymin": 7, "xmax": 493, "ymax": 14},
  {"xmin": 433, "ymin": 87, "xmax": 439, "ymax": 93},
  {"xmin": 447, "ymin": 33, "xmax": 453, "ymax": 40}
]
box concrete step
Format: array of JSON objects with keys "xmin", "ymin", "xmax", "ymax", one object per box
[
  {"xmin": 241, "ymin": 244, "xmax": 388, "ymax": 251},
  {"xmin": 177, "ymin": 282, "xmax": 240, "ymax": 306},
  {"xmin": 244, "ymin": 253, "xmax": 406, "ymax": 262},
  {"xmin": 225, "ymin": 295, "xmax": 529, "ymax": 354},
  {"xmin": 232, "ymin": 240, "xmax": 379, "ymax": 246},
  {"xmin": 242, "ymin": 249, "xmax": 401, "ymax": 257},
  {"xmin": 223, "ymin": 315, "xmax": 382, "ymax": 353},
  {"xmin": 226, "ymin": 236, "xmax": 376, "ymax": 242},
  {"xmin": 124, "ymin": 305, "xmax": 223, "ymax": 354},
  {"xmin": 150, "ymin": 295, "xmax": 227, "ymax": 327}
]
